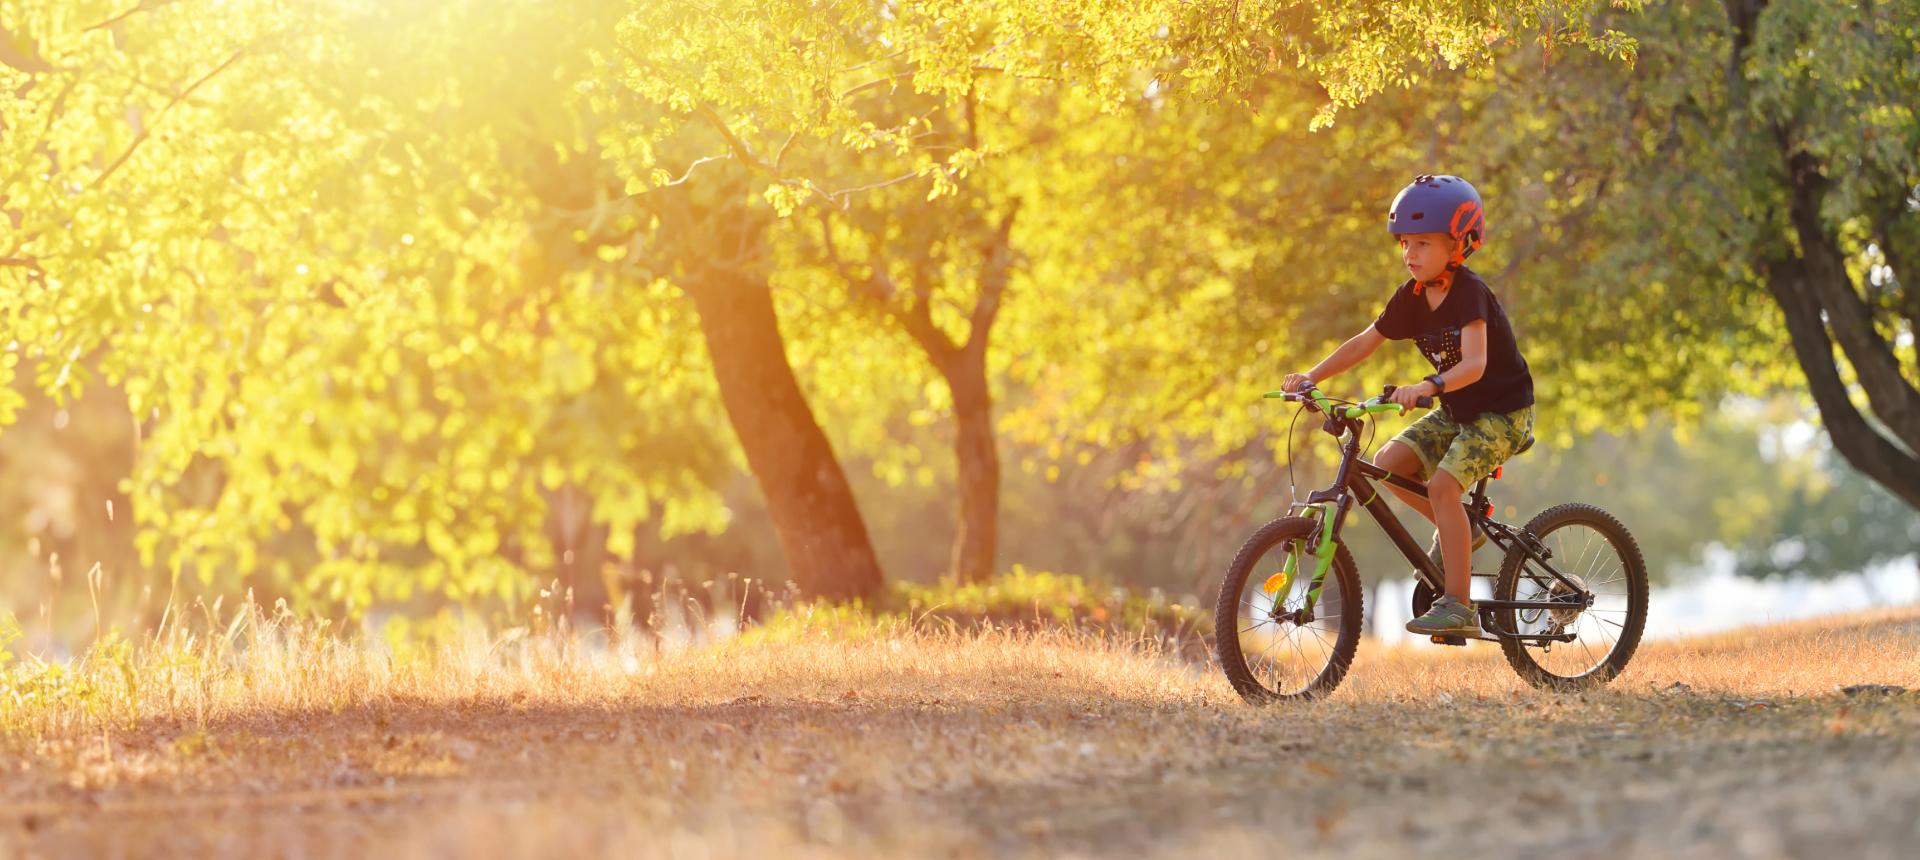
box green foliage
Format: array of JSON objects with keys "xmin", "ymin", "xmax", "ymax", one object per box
[
  {"xmin": 4, "ymin": 0, "xmax": 738, "ymax": 615},
  {"xmin": 36, "ymin": 0, "xmax": 1891, "ymax": 622}
]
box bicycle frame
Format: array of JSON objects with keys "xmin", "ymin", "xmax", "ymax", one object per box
[{"xmin": 1288, "ymin": 402, "xmax": 1591, "ymax": 643}]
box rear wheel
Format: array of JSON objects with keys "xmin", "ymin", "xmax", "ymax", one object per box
[
  {"xmin": 1214, "ymin": 516, "xmax": 1363, "ymax": 703},
  {"xmin": 1493, "ymin": 503, "xmax": 1648, "ymax": 690}
]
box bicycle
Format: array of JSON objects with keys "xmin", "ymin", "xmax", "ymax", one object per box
[{"xmin": 1213, "ymin": 382, "xmax": 1648, "ymax": 702}]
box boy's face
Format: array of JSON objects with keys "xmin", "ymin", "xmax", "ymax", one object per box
[{"xmin": 1398, "ymin": 232, "xmax": 1455, "ymax": 283}]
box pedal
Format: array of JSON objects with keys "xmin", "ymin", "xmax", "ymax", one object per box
[{"xmin": 1430, "ymin": 635, "xmax": 1468, "ymax": 647}]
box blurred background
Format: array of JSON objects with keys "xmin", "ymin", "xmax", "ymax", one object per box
[{"xmin": 2, "ymin": 0, "xmax": 1915, "ymax": 652}]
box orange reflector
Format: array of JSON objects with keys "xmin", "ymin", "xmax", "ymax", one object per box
[
  {"xmin": 1492, "ymin": 466, "xmax": 1503, "ymax": 480},
  {"xmin": 1262, "ymin": 571, "xmax": 1293, "ymax": 595}
]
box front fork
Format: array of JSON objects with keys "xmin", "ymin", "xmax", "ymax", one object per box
[{"xmin": 1268, "ymin": 500, "xmax": 1343, "ymax": 620}]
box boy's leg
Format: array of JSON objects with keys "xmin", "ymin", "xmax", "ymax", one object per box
[
  {"xmin": 1427, "ymin": 469, "xmax": 1472, "ymax": 599},
  {"xmin": 1374, "ymin": 442, "xmax": 1437, "ymax": 521},
  {"xmin": 1406, "ymin": 465, "xmax": 1482, "ymax": 638},
  {"xmin": 1407, "ymin": 409, "xmax": 1531, "ymax": 638},
  {"xmin": 1380, "ymin": 441, "xmax": 1485, "ymax": 557},
  {"xmin": 1423, "ymin": 406, "xmax": 1534, "ymax": 602},
  {"xmin": 1377, "ymin": 410, "xmax": 1457, "ymax": 523}
]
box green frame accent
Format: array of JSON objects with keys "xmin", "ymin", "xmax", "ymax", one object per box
[{"xmin": 1300, "ymin": 500, "xmax": 1339, "ymax": 613}]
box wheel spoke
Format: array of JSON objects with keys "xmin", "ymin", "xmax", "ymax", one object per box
[
  {"xmin": 1500, "ymin": 513, "xmax": 1642, "ymax": 682},
  {"xmin": 1218, "ymin": 525, "xmax": 1366, "ymax": 701}
]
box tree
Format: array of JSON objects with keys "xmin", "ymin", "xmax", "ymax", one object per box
[
  {"xmin": 1424, "ymin": 1, "xmax": 1920, "ymax": 510},
  {"xmin": 2, "ymin": 0, "xmax": 1650, "ymax": 611},
  {"xmin": 2, "ymin": 0, "xmax": 740, "ymax": 612},
  {"xmin": 1730, "ymin": 0, "xmax": 1920, "ymax": 511}
]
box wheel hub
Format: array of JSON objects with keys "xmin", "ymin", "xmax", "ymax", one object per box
[
  {"xmin": 1269, "ymin": 605, "xmax": 1314, "ymax": 626},
  {"xmin": 1547, "ymin": 573, "xmax": 1588, "ymax": 626}
]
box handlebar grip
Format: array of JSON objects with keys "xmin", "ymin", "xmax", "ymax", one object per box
[{"xmin": 1380, "ymin": 385, "xmax": 1435, "ymax": 409}]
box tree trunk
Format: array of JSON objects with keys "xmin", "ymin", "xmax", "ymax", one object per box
[
  {"xmin": 1780, "ymin": 152, "xmax": 1920, "ymax": 453},
  {"xmin": 1761, "ymin": 254, "xmax": 1920, "ymax": 510},
  {"xmin": 1723, "ymin": 0, "xmax": 1920, "ymax": 513},
  {"xmin": 822, "ymin": 202, "xmax": 1017, "ymax": 584},
  {"xmin": 943, "ymin": 344, "xmax": 1000, "ymax": 583},
  {"xmin": 687, "ymin": 266, "xmax": 885, "ymax": 601}
]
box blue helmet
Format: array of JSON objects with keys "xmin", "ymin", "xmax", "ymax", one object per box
[{"xmin": 1387, "ymin": 174, "xmax": 1486, "ymax": 260}]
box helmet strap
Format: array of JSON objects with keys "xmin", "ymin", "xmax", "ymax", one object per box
[
  {"xmin": 1414, "ymin": 238, "xmax": 1469, "ymax": 295},
  {"xmin": 1415, "ymin": 267, "xmax": 1456, "ymax": 295}
]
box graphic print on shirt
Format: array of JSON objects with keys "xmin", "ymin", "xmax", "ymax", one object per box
[{"xmin": 1414, "ymin": 328, "xmax": 1464, "ymax": 373}]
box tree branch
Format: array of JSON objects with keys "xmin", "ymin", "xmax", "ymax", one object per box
[
  {"xmin": 816, "ymin": 209, "xmax": 886, "ymax": 303},
  {"xmin": 636, "ymin": 153, "xmax": 730, "ymax": 196},
  {"xmin": 837, "ymin": 49, "xmax": 909, "ymax": 75},
  {"xmin": 816, "ymin": 210, "xmax": 953, "ymax": 360},
  {"xmin": 773, "ymin": 131, "xmax": 799, "ymax": 174},
  {"xmin": 839, "ymin": 65, "xmax": 1060, "ymax": 101},
  {"xmin": 86, "ymin": 0, "xmax": 189, "ymax": 33},
  {"xmin": 839, "ymin": 71, "xmax": 915, "ymax": 100},
  {"xmin": 1782, "ymin": 147, "xmax": 1920, "ymax": 452},
  {"xmin": 822, "ymin": 170, "xmax": 924, "ymax": 205},
  {"xmin": 1865, "ymin": 183, "xmax": 1920, "ymax": 372},
  {"xmin": 965, "ymin": 201, "xmax": 1020, "ymax": 355},
  {"xmin": 690, "ymin": 104, "xmax": 778, "ymax": 177},
  {"xmin": 90, "ymin": 44, "xmax": 251, "ymax": 191},
  {"xmin": 906, "ymin": 264, "xmax": 939, "ymax": 351}
]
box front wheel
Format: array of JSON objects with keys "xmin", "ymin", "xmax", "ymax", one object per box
[
  {"xmin": 1214, "ymin": 516, "xmax": 1363, "ymax": 704},
  {"xmin": 1494, "ymin": 503, "xmax": 1648, "ymax": 690}
]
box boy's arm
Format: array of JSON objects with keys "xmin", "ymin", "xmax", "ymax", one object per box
[
  {"xmin": 1298, "ymin": 325, "xmax": 1387, "ymax": 387},
  {"xmin": 1420, "ymin": 320, "xmax": 1488, "ymax": 395}
]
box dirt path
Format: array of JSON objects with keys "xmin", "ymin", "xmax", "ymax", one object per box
[{"xmin": 1, "ymin": 613, "xmax": 1915, "ymax": 858}]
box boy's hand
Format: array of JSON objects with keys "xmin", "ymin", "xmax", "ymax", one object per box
[
  {"xmin": 1389, "ymin": 381, "xmax": 1436, "ymax": 408},
  {"xmin": 1282, "ymin": 373, "xmax": 1314, "ymax": 393}
]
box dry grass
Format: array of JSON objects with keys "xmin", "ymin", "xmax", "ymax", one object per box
[{"xmin": 1, "ymin": 604, "xmax": 1916, "ymax": 858}]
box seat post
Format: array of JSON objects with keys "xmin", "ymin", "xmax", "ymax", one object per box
[{"xmin": 1468, "ymin": 479, "xmax": 1491, "ymax": 519}]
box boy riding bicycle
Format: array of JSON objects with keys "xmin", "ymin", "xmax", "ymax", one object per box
[{"xmin": 1282, "ymin": 175, "xmax": 1535, "ymax": 638}]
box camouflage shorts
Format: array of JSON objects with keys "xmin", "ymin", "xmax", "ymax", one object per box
[{"xmin": 1389, "ymin": 405, "xmax": 1536, "ymax": 487}]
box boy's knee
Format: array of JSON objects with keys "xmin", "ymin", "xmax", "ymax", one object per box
[
  {"xmin": 1427, "ymin": 470, "xmax": 1464, "ymax": 499},
  {"xmin": 1378, "ymin": 442, "xmax": 1421, "ymax": 478}
]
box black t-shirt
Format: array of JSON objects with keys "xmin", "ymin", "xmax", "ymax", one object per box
[{"xmin": 1371, "ymin": 267, "xmax": 1534, "ymax": 423}]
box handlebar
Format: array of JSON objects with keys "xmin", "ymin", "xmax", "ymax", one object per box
[{"xmin": 1261, "ymin": 382, "xmax": 1433, "ymax": 418}]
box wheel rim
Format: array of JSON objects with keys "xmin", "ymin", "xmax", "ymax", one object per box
[
  {"xmin": 1509, "ymin": 520, "xmax": 1635, "ymax": 679},
  {"xmin": 1232, "ymin": 538, "xmax": 1349, "ymax": 697}
]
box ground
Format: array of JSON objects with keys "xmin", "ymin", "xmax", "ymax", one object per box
[{"xmin": 0, "ymin": 607, "xmax": 1915, "ymax": 858}]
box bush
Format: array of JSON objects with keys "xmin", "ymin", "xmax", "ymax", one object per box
[{"xmin": 736, "ymin": 567, "xmax": 1211, "ymax": 656}]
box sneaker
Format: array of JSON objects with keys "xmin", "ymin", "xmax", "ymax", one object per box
[{"xmin": 1406, "ymin": 594, "xmax": 1481, "ymax": 637}]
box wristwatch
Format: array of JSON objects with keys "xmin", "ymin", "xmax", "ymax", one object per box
[{"xmin": 1424, "ymin": 373, "xmax": 1446, "ymax": 394}]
